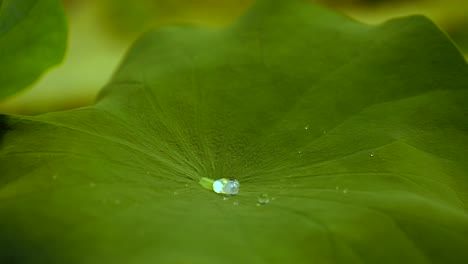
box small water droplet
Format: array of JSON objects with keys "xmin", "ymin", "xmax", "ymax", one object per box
[
  {"xmin": 370, "ymin": 152, "xmax": 375, "ymax": 157},
  {"xmin": 213, "ymin": 178, "xmax": 240, "ymax": 195},
  {"xmin": 115, "ymin": 199, "xmax": 121, "ymax": 204},
  {"xmin": 304, "ymin": 125, "xmax": 309, "ymax": 130},
  {"xmin": 335, "ymin": 186, "xmax": 339, "ymax": 190},
  {"xmin": 322, "ymin": 130, "xmax": 327, "ymax": 134},
  {"xmin": 233, "ymin": 201, "xmax": 239, "ymax": 206},
  {"xmin": 297, "ymin": 151, "xmax": 302, "ymax": 154},
  {"xmin": 184, "ymin": 183, "xmax": 189, "ymax": 187},
  {"xmin": 223, "ymin": 196, "xmax": 230, "ymax": 201},
  {"xmin": 173, "ymin": 191, "xmax": 179, "ymax": 195},
  {"xmin": 342, "ymin": 188, "xmax": 348, "ymax": 194},
  {"xmin": 89, "ymin": 182, "xmax": 96, "ymax": 188},
  {"xmin": 271, "ymin": 197, "xmax": 277, "ymax": 201},
  {"xmin": 257, "ymin": 193, "xmax": 270, "ymax": 205}
]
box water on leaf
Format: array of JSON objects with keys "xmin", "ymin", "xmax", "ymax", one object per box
[
  {"xmin": 213, "ymin": 178, "xmax": 240, "ymax": 195},
  {"xmin": 257, "ymin": 193, "xmax": 270, "ymax": 205}
]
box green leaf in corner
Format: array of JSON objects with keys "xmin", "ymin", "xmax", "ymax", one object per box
[
  {"xmin": 0, "ymin": 0, "xmax": 67, "ymax": 100},
  {"xmin": 1, "ymin": 0, "xmax": 468, "ymax": 263}
]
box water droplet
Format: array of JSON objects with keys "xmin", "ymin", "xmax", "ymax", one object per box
[
  {"xmin": 115, "ymin": 199, "xmax": 121, "ymax": 204},
  {"xmin": 223, "ymin": 196, "xmax": 230, "ymax": 201},
  {"xmin": 335, "ymin": 186, "xmax": 339, "ymax": 190},
  {"xmin": 173, "ymin": 191, "xmax": 179, "ymax": 195},
  {"xmin": 297, "ymin": 151, "xmax": 302, "ymax": 154},
  {"xmin": 89, "ymin": 182, "xmax": 96, "ymax": 188},
  {"xmin": 322, "ymin": 130, "xmax": 327, "ymax": 134},
  {"xmin": 184, "ymin": 183, "xmax": 189, "ymax": 187},
  {"xmin": 233, "ymin": 201, "xmax": 239, "ymax": 206},
  {"xmin": 271, "ymin": 197, "xmax": 277, "ymax": 201},
  {"xmin": 213, "ymin": 178, "xmax": 240, "ymax": 195},
  {"xmin": 370, "ymin": 152, "xmax": 375, "ymax": 157},
  {"xmin": 342, "ymin": 188, "xmax": 348, "ymax": 194},
  {"xmin": 304, "ymin": 125, "xmax": 309, "ymax": 130},
  {"xmin": 257, "ymin": 193, "xmax": 270, "ymax": 205}
]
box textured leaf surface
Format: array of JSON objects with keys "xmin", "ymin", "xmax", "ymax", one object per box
[
  {"xmin": 0, "ymin": 0, "xmax": 67, "ymax": 100},
  {"xmin": 1, "ymin": 1, "xmax": 468, "ymax": 263}
]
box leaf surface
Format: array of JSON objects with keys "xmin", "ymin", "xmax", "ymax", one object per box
[{"xmin": 1, "ymin": 1, "xmax": 468, "ymax": 263}]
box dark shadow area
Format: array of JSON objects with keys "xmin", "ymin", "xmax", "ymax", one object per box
[
  {"xmin": 0, "ymin": 115, "xmax": 8, "ymax": 148},
  {"xmin": 0, "ymin": 219, "xmax": 63, "ymax": 264}
]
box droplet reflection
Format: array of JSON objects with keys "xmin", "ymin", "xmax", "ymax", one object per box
[{"xmin": 257, "ymin": 193, "xmax": 270, "ymax": 205}]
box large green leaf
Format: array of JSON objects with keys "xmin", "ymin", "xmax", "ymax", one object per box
[
  {"xmin": 1, "ymin": 0, "xmax": 468, "ymax": 263},
  {"xmin": 0, "ymin": 0, "xmax": 67, "ymax": 100}
]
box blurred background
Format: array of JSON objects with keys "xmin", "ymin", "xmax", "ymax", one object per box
[{"xmin": 0, "ymin": 0, "xmax": 466, "ymax": 114}]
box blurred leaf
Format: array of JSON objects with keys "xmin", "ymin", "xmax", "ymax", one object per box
[
  {"xmin": 1, "ymin": 0, "xmax": 468, "ymax": 263},
  {"xmin": 0, "ymin": 0, "xmax": 67, "ymax": 100}
]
